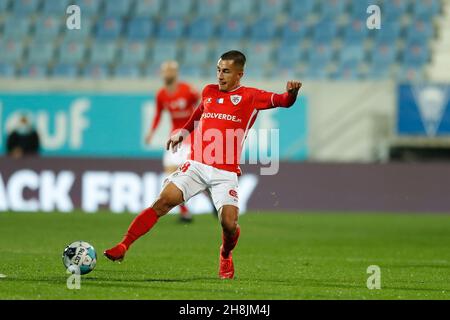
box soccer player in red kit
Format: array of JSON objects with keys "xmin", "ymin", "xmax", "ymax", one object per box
[
  {"xmin": 145, "ymin": 61, "xmax": 199, "ymax": 222},
  {"xmin": 105, "ymin": 51, "xmax": 302, "ymax": 279}
]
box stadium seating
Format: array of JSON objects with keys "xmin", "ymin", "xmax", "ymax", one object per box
[
  {"xmin": 34, "ymin": 15, "xmax": 62, "ymax": 40},
  {"xmin": 197, "ymin": 0, "xmax": 223, "ymax": 17},
  {"xmin": 42, "ymin": 0, "xmax": 70, "ymax": 15},
  {"xmin": 95, "ymin": 17, "xmax": 123, "ymax": 40},
  {"xmin": 12, "ymin": 0, "xmax": 39, "ymax": 15},
  {"xmin": 0, "ymin": 63, "xmax": 15, "ymax": 77},
  {"xmin": 89, "ymin": 41, "xmax": 118, "ymax": 64},
  {"xmin": 166, "ymin": 0, "xmax": 194, "ymax": 17},
  {"xmin": 133, "ymin": 0, "xmax": 162, "ymax": 18},
  {"xmin": 126, "ymin": 18, "xmax": 155, "ymax": 41},
  {"xmin": 187, "ymin": 17, "xmax": 216, "ymax": 41},
  {"xmin": 104, "ymin": 0, "xmax": 131, "ymax": 17},
  {"xmin": 181, "ymin": 42, "xmax": 210, "ymax": 67},
  {"xmin": 120, "ymin": 42, "xmax": 148, "ymax": 65},
  {"xmin": 76, "ymin": 0, "xmax": 102, "ymax": 17},
  {"xmin": 0, "ymin": 0, "xmax": 441, "ymax": 80},
  {"xmin": 157, "ymin": 16, "xmax": 185, "ymax": 40},
  {"xmin": 52, "ymin": 63, "xmax": 78, "ymax": 78}
]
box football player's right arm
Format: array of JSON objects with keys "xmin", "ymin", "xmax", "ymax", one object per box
[{"xmin": 166, "ymin": 102, "xmax": 204, "ymax": 151}]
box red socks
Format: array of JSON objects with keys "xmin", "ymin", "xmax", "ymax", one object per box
[
  {"xmin": 179, "ymin": 204, "xmax": 189, "ymax": 217},
  {"xmin": 221, "ymin": 226, "xmax": 241, "ymax": 258},
  {"xmin": 120, "ymin": 207, "xmax": 159, "ymax": 250}
]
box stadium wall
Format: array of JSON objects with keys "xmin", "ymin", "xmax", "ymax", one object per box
[{"xmin": 1, "ymin": 157, "xmax": 449, "ymax": 214}]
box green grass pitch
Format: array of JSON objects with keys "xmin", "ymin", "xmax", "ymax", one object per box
[{"xmin": 1, "ymin": 211, "xmax": 450, "ymax": 300}]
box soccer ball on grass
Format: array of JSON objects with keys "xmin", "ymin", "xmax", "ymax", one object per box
[{"xmin": 62, "ymin": 241, "xmax": 97, "ymax": 275}]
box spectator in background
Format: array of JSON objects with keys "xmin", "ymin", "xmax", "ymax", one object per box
[{"xmin": 6, "ymin": 114, "xmax": 40, "ymax": 158}]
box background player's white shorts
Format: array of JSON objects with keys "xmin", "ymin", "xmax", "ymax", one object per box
[
  {"xmin": 163, "ymin": 143, "xmax": 190, "ymax": 167},
  {"xmin": 162, "ymin": 160, "xmax": 239, "ymax": 211}
]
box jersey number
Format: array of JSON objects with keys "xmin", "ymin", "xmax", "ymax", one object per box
[{"xmin": 180, "ymin": 162, "xmax": 191, "ymax": 173}]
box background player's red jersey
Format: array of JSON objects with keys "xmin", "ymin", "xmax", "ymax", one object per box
[{"xmin": 151, "ymin": 82, "xmax": 199, "ymax": 134}]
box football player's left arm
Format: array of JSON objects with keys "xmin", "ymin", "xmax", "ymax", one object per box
[{"xmin": 255, "ymin": 81, "xmax": 302, "ymax": 110}]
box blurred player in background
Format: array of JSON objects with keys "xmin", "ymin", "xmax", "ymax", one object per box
[
  {"xmin": 105, "ymin": 51, "xmax": 302, "ymax": 279},
  {"xmin": 145, "ymin": 61, "xmax": 199, "ymax": 222}
]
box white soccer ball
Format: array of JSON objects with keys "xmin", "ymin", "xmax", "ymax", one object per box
[{"xmin": 62, "ymin": 241, "xmax": 97, "ymax": 275}]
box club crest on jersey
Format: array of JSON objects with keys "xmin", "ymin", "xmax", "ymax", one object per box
[{"xmin": 230, "ymin": 95, "xmax": 242, "ymax": 105}]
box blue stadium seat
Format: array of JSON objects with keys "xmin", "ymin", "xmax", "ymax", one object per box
[
  {"xmin": 197, "ymin": 0, "xmax": 223, "ymax": 17},
  {"xmin": 82, "ymin": 64, "xmax": 110, "ymax": 78},
  {"xmin": 187, "ymin": 17, "xmax": 216, "ymax": 41},
  {"xmin": 397, "ymin": 65, "xmax": 425, "ymax": 82},
  {"xmin": 27, "ymin": 41, "xmax": 55, "ymax": 64},
  {"xmin": 104, "ymin": 0, "xmax": 131, "ymax": 17},
  {"xmin": 120, "ymin": 41, "xmax": 148, "ymax": 64},
  {"xmin": 258, "ymin": 0, "xmax": 286, "ymax": 17},
  {"xmin": 339, "ymin": 45, "xmax": 365, "ymax": 64},
  {"xmin": 166, "ymin": 0, "xmax": 194, "ymax": 17},
  {"xmin": 75, "ymin": 0, "xmax": 102, "ymax": 17},
  {"xmin": 289, "ymin": 0, "xmax": 315, "ymax": 19},
  {"xmin": 244, "ymin": 64, "xmax": 269, "ymax": 79},
  {"xmin": 370, "ymin": 44, "xmax": 397, "ymax": 67},
  {"xmin": 280, "ymin": 20, "xmax": 309, "ymax": 44},
  {"xmin": 307, "ymin": 44, "xmax": 334, "ymax": 68},
  {"xmin": 151, "ymin": 41, "xmax": 179, "ymax": 65},
  {"xmin": 0, "ymin": 0, "xmax": 11, "ymax": 11},
  {"xmin": 342, "ymin": 19, "xmax": 368, "ymax": 45},
  {"xmin": 95, "ymin": 17, "xmax": 123, "ymax": 40},
  {"xmin": 12, "ymin": 0, "xmax": 39, "ymax": 15},
  {"xmin": 249, "ymin": 18, "xmax": 277, "ymax": 42},
  {"xmin": 227, "ymin": 0, "xmax": 256, "ymax": 17},
  {"xmin": 114, "ymin": 64, "xmax": 141, "ymax": 78},
  {"xmin": 144, "ymin": 64, "xmax": 160, "ymax": 78},
  {"xmin": 34, "ymin": 15, "xmax": 62, "ymax": 40},
  {"xmin": 134, "ymin": 0, "xmax": 162, "ymax": 18},
  {"xmin": 276, "ymin": 43, "xmax": 303, "ymax": 68},
  {"xmin": 0, "ymin": 63, "xmax": 15, "ymax": 77},
  {"xmin": 182, "ymin": 42, "xmax": 210, "ymax": 67},
  {"xmin": 20, "ymin": 64, "xmax": 48, "ymax": 78},
  {"xmin": 58, "ymin": 41, "xmax": 87, "ymax": 64},
  {"xmin": 373, "ymin": 22, "xmax": 401, "ymax": 45},
  {"xmin": 213, "ymin": 41, "xmax": 245, "ymax": 60},
  {"xmin": 126, "ymin": 18, "xmax": 155, "ymax": 40},
  {"xmin": 157, "ymin": 16, "xmax": 185, "ymax": 40},
  {"xmin": 312, "ymin": 20, "xmax": 338, "ymax": 44},
  {"xmin": 89, "ymin": 41, "xmax": 118, "ymax": 64},
  {"xmin": 245, "ymin": 42, "xmax": 273, "ymax": 67},
  {"xmin": 367, "ymin": 64, "xmax": 391, "ymax": 79},
  {"xmin": 383, "ymin": 0, "xmax": 409, "ymax": 20},
  {"xmin": 405, "ymin": 20, "xmax": 434, "ymax": 45},
  {"xmin": 42, "ymin": 0, "xmax": 70, "ymax": 14},
  {"xmin": 413, "ymin": 0, "xmax": 441, "ymax": 19},
  {"xmin": 402, "ymin": 44, "xmax": 430, "ymax": 67},
  {"xmin": 0, "ymin": 40, "xmax": 25, "ymax": 64},
  {"xmin": 179, "ymin": 65, "xmax": 204, "ymax": 78},
  {"xmin": 318, "ymin": 0, "xmax": 348, "ymax": 19},
  {"xmin": 52, "ymin": 63, "xmax": 78, "ymax": 78},
  {"xmin": 332, "ymin": 60, "xmax": 361, "ymax": 80},
  {"xmin": 304, "ymin": 65, "xmax": 329, "ymax": 80},
  {"xmin": 349, "ymin": 0, "xmax": 379, "ymax": 19},
  {"xmin": 219, "ymin": 18, "xmax": 247, "ymax": 41},
  {"xmin": 2, "ymin": 15, "xmax": 31, "ymax": 40}
]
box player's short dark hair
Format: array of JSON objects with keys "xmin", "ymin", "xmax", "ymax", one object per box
[{"xmin": 220, "ymin": 50, "xmax": 246, "ymax": 69}]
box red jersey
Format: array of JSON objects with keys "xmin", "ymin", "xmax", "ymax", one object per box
[
  {"xmin": 151, "ymin": 82, "xmax": 199, "ymax": 134},
  {"xmin": 182, "ymin": 84, "xmax": 297, "ymax": 175}
]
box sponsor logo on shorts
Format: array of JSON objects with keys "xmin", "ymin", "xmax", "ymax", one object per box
[{"xmin": 229, "ymin": 189, "xmax": 238, "ymax": 199}]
